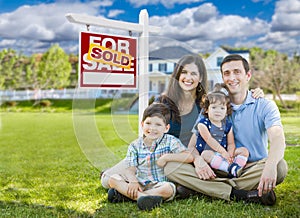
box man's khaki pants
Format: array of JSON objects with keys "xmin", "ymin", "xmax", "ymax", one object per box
[{"xmin": 164, "ymin": 159, "xmax": 288, "ymax": 200}]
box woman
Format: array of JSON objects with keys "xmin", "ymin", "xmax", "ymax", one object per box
[{"xmin": 158, "ymin": 54, "xmax": 207, "ymax": 147}]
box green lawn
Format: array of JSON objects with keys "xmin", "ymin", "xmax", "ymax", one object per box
[{"xmin": 0, "ymin": 112, "xmax": 299, "ymax": 217}]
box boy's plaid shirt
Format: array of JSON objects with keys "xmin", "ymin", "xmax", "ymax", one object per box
[{"xmin": 125, "ymin": 134, "xmax": 187, "ymax": 185}]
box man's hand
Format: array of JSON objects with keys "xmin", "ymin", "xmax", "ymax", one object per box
[
  {"xmin": 257, "ymin": 165, "xmax": 277, "ymax": 197},
  {"xmin": 194, "ymin": 156, "xmax": 216, "ymax": 180},
  {"xmin": 127, "ymin": 181, "xmax": 142, "ymax": 199}
]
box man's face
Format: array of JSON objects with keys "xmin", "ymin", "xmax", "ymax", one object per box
[{"xmin": 221, "ymin": 60, "xmax": 251, "ymax": 95}]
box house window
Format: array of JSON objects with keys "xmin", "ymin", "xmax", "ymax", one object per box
[
  {"xmin": 217, "ymin": 57, "xmax": 223, "ymax": 67},
  {"xmin": 158, "ymin": 63, "xmax": 167, "ymax": 72},
  {"xmin": 149, "ymin": 63, "xmax": 153, "ymax": 72}
]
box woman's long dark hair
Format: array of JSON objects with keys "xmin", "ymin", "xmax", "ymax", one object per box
[{"xmin": 155, "ymin": 95, "xmax": 181, "ymax": 124}]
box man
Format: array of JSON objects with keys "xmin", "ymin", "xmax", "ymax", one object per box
[{"xmin": 164, "ymin": 54, "xmax": 288, "ymax": 205}]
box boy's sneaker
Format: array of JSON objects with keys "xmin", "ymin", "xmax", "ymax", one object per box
[
  {"xmin": 228, "ymin": 163, "xmax": 242, "ymax": 178},
  {"xmin": 107, "ymin": 188, "xmax": 132, "ymax": 203},
  {"xmin": 246, "ymin": 189, "xmax": 276, "ymax": 206},
  {"xmin": 137, "ymin": 196, "xmax": 163, "ymax": 211}
]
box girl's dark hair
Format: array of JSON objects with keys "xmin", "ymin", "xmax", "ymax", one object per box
[
  {"xmin": 142, "ymin": 103, "xmax": 171, "ymax": 125},
  {"xmin": 200, "ymin": 83, "xmax": 232, "ymax": 117},
  {"xmin": 166, "ymin": 54, "xmax": 208, "ymax": 106}
]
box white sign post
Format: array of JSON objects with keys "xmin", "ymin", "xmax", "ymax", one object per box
[{"xmin": 66, "ymin": 10, "xmax": 160, "ymax": 136}]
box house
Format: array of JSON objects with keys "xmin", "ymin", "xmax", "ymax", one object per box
[
  {"xmin": 205, "ymin": 47, "xmax": 250, "ymax": 90},
  {"xmin": 148, "ymin": 46, "xmax": 250, "ymax": 93}
]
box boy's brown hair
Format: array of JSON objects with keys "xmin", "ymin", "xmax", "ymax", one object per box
[{"xmin": 142, "ymin": 103, "xmax": 171, "ymax": 125}]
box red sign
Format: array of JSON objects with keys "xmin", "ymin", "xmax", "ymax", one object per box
[{"xmin": 79, "ymin": 31, "xmax": 137, "ymax": 88}]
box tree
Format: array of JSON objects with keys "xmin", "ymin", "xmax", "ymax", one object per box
[
  {"xmin": 68, "ymin": 53, "xmax": 79, "ymax": 88},
  {"xmin": 287, "ymin": 54, "xmax": 300, "ymax": 93},
  {"xmin": 25, "ymin": 53, "xmax": 42, "ymax": 90},
  {"xmin": 0, "ymin": 49, "xmax": 25, "ymax": 90},
  {"xmin": 36, "ymin": 44, "xmax": 72, "ymax": 89},
  {"xmin": 250, "ymin": 48, "xmax": 300, "ymax": 108}
]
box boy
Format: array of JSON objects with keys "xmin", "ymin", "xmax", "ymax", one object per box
[{"xmin": 108, "ymin": 103, "xmax": 193, "ymax": 210}]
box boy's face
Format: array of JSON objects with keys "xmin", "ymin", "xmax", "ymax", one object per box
[
  {"xmin": 207, "ymin": 102, "xmax": 227, "ymax": 123},
  {"xmin": 141, "ymin": 116, "xmax": 170, "ymax": 141}
]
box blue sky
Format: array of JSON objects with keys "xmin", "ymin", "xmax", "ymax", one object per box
[{"xmin": 0, "ymin": 0, "xmax": 299, "ymax": 55}]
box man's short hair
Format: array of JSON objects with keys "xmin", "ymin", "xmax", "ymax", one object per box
[{"xmin": 220, "ymin": 54, "xmax": 250, "ymax": 73}]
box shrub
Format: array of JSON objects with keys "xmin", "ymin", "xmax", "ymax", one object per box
[
  {"xmin": 1, "ymin": 101, "xmax": 18, "ymax": 107},
  {"xmin": 33, "ymin": 100, "xmax": 52, "ymax": 108}
]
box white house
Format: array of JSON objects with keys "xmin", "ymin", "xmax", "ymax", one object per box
[
  {"xmin": 148, "ymin": 46, "xmax": 250, "ymax": 93},
  {"xmin": 205, "ymin": 47, "xmax": 250, "ymax": 90}
]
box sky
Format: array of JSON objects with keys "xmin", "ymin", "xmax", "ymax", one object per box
[{"xmin": 0, "ymin": 0, "xmax": 299, "ymax": 56}]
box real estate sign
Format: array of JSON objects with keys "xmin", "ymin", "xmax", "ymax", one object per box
[{"xmin": 79, "ymin": 31, "xmax": 137, "ymax": 88}]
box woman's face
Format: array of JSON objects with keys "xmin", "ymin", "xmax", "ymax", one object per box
[{"xmin": 178, "ymin": 63, "xmax": 201, "ymax": 92}]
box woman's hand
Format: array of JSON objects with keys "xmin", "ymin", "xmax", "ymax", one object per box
[
  {"xmin": 194, "ymin": 156, "xmax": 216, "ymax": 180},
  {"xmin": 251, "ymin": 87, "xmax": 264, "ymax": 99}
]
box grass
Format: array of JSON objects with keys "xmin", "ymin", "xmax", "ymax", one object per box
[{"xmin": 0, "ymin": 112, "xmax": 299, "ymax": 217}]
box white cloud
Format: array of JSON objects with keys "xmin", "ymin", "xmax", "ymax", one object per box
[
  {"xmin": 0, "ymin": 0, "xmax": 299, "ymax": 56},
  {"xmin": 256, "ymin": 31, "xmax": 299, "ymax": 52},
  {"xmin": 127, "ymin": 0, "xmax": 204, "ymax": 8},
  {"xmin": 107, "ymin": 9, "xmax": 125, "ymax": 18},
  {"xmin": 150, "ymin": 4, "xmax": 269, "ymax": 53},
  {"xmin": 271, "ymin": 0, "xmax": 300, "ymax": 31},
  {"xmin": 0, "ymin": 1, "xmax": 113, "ymax": 53},
  {"xmin": 0, "ymin": 39, "xmax": 16, "ymax": 47},
  {"xmin": 253, "ymin": 0, "xmax": 300, "ymax": 54},
  {"xmin": 193, "ymin": 3, "xmax": 218, "ymax": 22},
  {"xmin": 251, "ymin": 0, "xmax": 272, "ymax": 3}
]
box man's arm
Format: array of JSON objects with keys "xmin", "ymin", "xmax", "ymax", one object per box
[
  {"xmin": 157, "ymin": 151, "xmax": 193, "ymax": 167},
  {"xmin": 226, "ymin": 128, "xmax": 236, "ymax": 163},
  {"xmin": 258, "ymin": 125, "xmax": 286, "ymax": 196}
]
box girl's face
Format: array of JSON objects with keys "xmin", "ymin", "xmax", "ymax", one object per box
[
  {"xmin": 207, "ymin": 102, "xmax": 227, "ymax": 123},
  {"xmin": 141, "ymin": 116, "xmax": 170, "ymax": 141},
  {"xmin": 179, "ymin": 63, "xmax": 201, "ymax": 92}
]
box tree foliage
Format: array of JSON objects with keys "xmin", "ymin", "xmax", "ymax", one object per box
[
  {"xmin": 0, "ymin": 44, "xmax": 299, "ymax": 106},
  {"xmin": 37, "ymin": 44, "xmax": 71, "ymax": 89},
  {"xmin": 250, "ymin": 47, "xmax": 300, "ymax": 108},
  {"xmin": 0, "ymin": 44, "xmax": 72, "ymax": 90},
  {"xmin": 0, "ymin": 49, "xmax": 25, "ymax": 90}
]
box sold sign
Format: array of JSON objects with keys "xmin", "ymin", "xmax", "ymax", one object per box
[
  {"xmin": 87, "ymin": 44, "xmax": 132, "ymax": 69},
  {"xmin": 79, "ymin": 31, "xmax": 137, "ymax": 88}
]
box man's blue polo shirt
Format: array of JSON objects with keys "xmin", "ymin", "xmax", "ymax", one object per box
[{"xmin": 230, "ymin": 90, "xmax": 282, "ymax": 162}]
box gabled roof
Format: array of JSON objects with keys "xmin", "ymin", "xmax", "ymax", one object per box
[
  {"xmin": 149, "ymin": 46, "xmax": 194, "ymax": 60},
  {"xmin": 221, "ymin": 46, "xmax": 249, "ymax": 54},
  {"xmin": 205, "ymin": 47, "xmax": 228, "ymax": 62}
]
